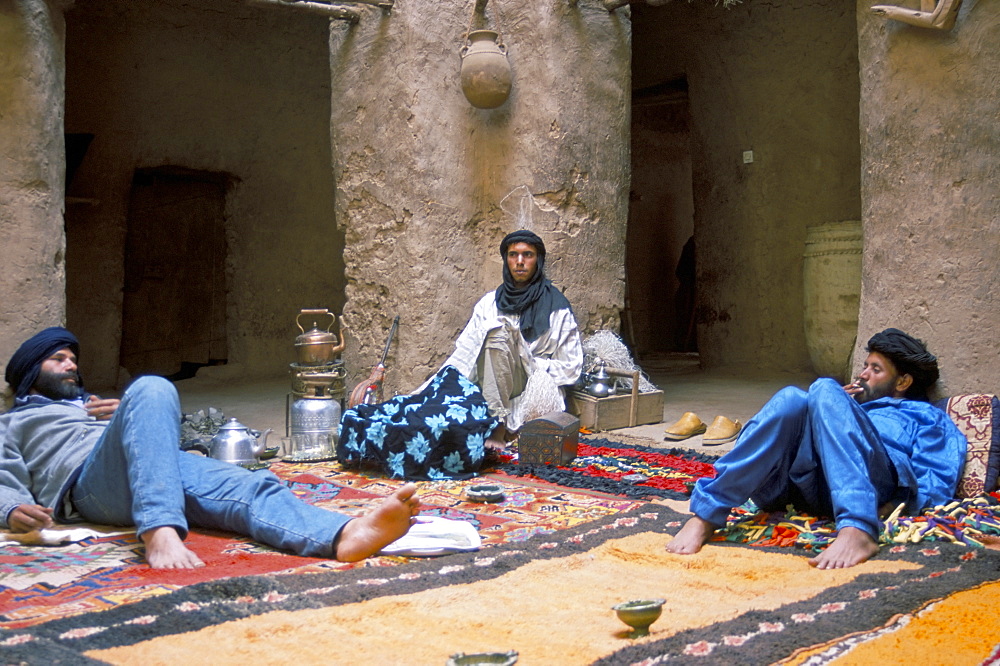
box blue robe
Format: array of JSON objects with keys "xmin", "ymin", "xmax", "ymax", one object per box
[{"xmin": 689, "ymin": 378, "xmax": 967, "ymax": 539}]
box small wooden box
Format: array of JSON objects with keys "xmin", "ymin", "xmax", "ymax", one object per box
[
  {"xmin": 567, "ymin": 368, "xmax": 664, "ymax": 431},
  {"xmin": 518, "ymin": 411, "xmax": 580, "ymax": 465}
]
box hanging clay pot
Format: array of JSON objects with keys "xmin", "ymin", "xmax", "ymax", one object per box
[{"xmin": 460, "ymin": 29, "xmax": 512, "ymax": 109}]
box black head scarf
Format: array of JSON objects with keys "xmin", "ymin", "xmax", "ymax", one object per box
[
  {"xmin": 494, "ymin": 230, "xmax": 572, "ymax": 343},
  {"xmin": 5, "ymin": 327, "xmax": 82, "ymax": 399},
  {"xmin": 866, "ymin": 328, "xmax": 939, "ymax": 401}
]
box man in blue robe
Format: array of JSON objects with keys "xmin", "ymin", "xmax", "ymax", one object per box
[{"xmin": 666, "ymin": 328, "xmax": 967, "ymax": 569}]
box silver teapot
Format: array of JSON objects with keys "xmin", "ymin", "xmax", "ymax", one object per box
[
  {"xmin": 586, "ymin": 362, "xmax": 616, "ymax": 398},
  {"xmin": 210, "ymin": 418, "xmax": 273, "ymax": 468}
]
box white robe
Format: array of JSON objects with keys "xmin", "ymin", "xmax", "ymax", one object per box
[{"xmin": 439, "ymin": 290, "xmax": 583, "ymax": 431}]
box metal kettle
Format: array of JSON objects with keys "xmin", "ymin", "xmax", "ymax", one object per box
[
  {"xmin": 210, "ymin": 418, "xmax": 273, "ymax": 468},
  {"xmin": 295, "ymin": 309, "xmax": 346, "ymax": 366},
  {"xmin": 586, "ymin": 362, "xmax": 616, "ymax": 398}
]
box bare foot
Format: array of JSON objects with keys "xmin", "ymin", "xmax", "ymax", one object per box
[
  {"xmin": 665, "ymin": 516, "xmax": 718, "ymax": 555},
  {"xmin": 141, "ymin": 526, "xmax": 205, "ymax": 569},
  {"xmin": 808, "ymin": 526, "xmax": 879, "ymax": 569},
  {"xmin": 335, "ymin": 483, "xmax": 421, "ymax": 562}
]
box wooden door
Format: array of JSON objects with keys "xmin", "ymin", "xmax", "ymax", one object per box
[{"xmin": 120, "ymin": 169, "xmax": 228, "ymax": 378}]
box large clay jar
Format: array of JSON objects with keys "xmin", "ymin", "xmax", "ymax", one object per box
[
  {"xmin": 460, "ymin": 30, "xmax": 512, "ymax": 109},
  {"xmin": 802, "ymin": 220, "xmax": 862, "ymax": 382}
]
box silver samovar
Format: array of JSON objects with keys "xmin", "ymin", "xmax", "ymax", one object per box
[{"xmin": 284, "ymin": 309, "xmax": 346, "ymax": 462}]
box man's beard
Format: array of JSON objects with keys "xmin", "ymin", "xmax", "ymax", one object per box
[
  {"xmin": 853, "ymin": 379, "xmax": 895, "ymax": 404},
  {"xmin": 33, "ymin": 370, "xmax": 84, "ymax": 401}
]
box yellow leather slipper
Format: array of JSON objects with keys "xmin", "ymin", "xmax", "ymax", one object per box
[
  {"xmin": 663, "ymin": 412, "xmax": 708, "ymax": 441},
  {"xmin": 702, "ymin": 415, "xmax": 742, "ymax": 446}
]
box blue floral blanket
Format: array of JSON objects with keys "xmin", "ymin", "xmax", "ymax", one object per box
[{"xmin": 337, "ymin": 365, "xmax": 500, "ymax": 480}]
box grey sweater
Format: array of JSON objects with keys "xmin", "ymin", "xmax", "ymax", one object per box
[{"xmin": 0, "ymin": 400, "xmax": 106, "ymax": 527}]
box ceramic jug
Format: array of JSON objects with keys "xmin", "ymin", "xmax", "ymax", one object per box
[{"xmin": 460, "ymin": 30, "xmax": 512, "ymax": 109}]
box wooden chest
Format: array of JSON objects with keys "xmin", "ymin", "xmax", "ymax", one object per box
[
  {"xmin": 518, "ymin": 411, "xmax": 580, "ymax": 465},
  {"xmin": 567, "ymin": 384, "xmax": 664, "ymax": 431}
]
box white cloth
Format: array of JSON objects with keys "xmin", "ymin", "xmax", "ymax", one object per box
[
  {"xmin": 438, "ymin": 290, "xmax": 583, "ymax": 431},
  {"xmin": 378, "ymin": 516, "xmax": 481, "ymax": 556},
  {"xmin": 0, "ymin": 526, "xmax": 132, "ymax": 547}
]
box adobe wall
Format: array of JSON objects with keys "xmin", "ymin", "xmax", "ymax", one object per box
[
  {"xmin": 633, "ymin": 1, "xmax": 862, "ymax": 372},
  {"xmin": 330, "ymin": 1, "xmax": 631, "ymax": 394},
  {"xmin": 0, "ymin": 0, "xmax": 67, "ymax": 383},
  {"xmin": 63, "ymin": 0, "xmax": 339, "ymax": 388},
  {"xmin": 11, "ymin": 0, "xmax": 991, "ymax": 400},
  {"xmin": 856, "ymin": 1, "xmax": 1000, "ymax": 396}
]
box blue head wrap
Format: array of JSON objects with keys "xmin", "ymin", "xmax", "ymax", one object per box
[{"xmin": 5, "ymin": 327, "xmax": 81, "ymax": 398}]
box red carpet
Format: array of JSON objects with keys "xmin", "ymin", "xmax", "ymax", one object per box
[{"xmin": 0, "ymin": 458, "xmax": 638, "ymax": 631}]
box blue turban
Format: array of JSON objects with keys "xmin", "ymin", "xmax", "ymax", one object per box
[{"xmin": 5, "ymin": 327, "xmax": 81, "ymax": 398}]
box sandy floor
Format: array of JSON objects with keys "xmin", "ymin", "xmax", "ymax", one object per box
[{"xmin": 173, "ymin": 354, "xmax": 817, "ymax": 457}]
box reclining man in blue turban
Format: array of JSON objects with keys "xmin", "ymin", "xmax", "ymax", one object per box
[
  {"xmin": 0, "ymin": 327, "xmax": 420, "ymax": 568},
  {"xmin": 666, "ymin": 328, "xmax": 967, "ymax": 569},
  {"xmin": 434, "ymin": 230, "xmax": 584, "ymax": 448}
]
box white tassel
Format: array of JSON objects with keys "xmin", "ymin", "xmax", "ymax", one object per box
[{"xmin": 514, "ymin": 369, "xmax": 564, "ymax": 425}]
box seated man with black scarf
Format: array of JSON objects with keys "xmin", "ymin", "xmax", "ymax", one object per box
[{"xmin": 437, "ymin": 230, "xmax": 584, "ymax": 447}]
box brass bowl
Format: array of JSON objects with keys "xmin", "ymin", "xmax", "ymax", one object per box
[
  {"xmin": 447, "ymin": 651, "xmax": 518, "ymax": 666},
  {"xmin": 467, "ymin": 483, "xmax": 505, "ymax": 503},
  {"xmin": 612, "ymin": 598, "xmax": 665, "ymax": 638}
]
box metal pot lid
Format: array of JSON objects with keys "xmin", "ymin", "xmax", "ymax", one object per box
[
  {"xmin": 218, "ymin": 417, "xmax": 248, "ymax": 430},
  {"xmin": 295, "ymin": 309, "xmax": 337, "ymax": 346},
  {"xmin": 295, "ymin": 325, "xmax": 338, "ymax": 347}
]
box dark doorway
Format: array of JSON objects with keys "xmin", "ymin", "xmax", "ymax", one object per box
[
  {"xmin": 120, "ymin": 167, "xmax": 229, "ymax": 379},
  {"xmin": 625, "ymin": 78, "xmax": 698, "ymax": 357}
]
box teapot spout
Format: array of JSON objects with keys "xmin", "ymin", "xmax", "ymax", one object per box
[{"xmin": 252, "ymin": 428, "xmax": 273, "ymax": 457}]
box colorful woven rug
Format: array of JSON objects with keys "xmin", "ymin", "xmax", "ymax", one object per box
[
  {"xmin": 5, "ymin": 503, "xmax": 1000, "ymax": 665},
  {"xmin": 716, "ymin": 493, "xmax": 1000, "ymax": 555},
  {"xmin": 497, "ymin": 436, "xmax": 718, "ymax": 500},
  {"xmin": 0, "ymin": 459, "xmax": 638, "ymax": 632}
]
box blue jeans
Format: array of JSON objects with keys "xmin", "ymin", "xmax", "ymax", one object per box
[
  {"xmin": 689, "ymin": 378, "xmax": 897, "ymax": 539},
  {"xmin": 70, "ymin": 376, "xmax": 351, "ymax": 557}
]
